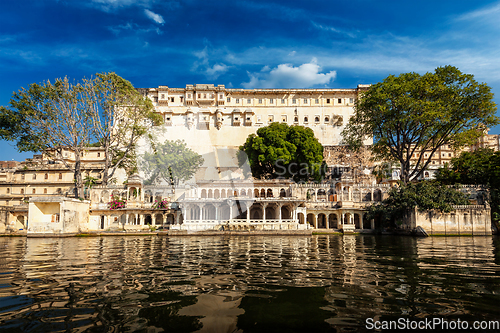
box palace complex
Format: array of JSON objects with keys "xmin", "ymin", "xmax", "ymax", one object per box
[{"xmin": 0, "ymin": 84, "xmax": 497, "ymax": 235}]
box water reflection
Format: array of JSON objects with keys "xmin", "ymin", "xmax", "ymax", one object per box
[{"xmin": 0, "ymin": 235, "xmax": 499, "ymax": 332}]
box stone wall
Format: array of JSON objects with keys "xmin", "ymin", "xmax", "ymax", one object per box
[{"xmin": 403, "ymin": 205, "xmax": 492, "ymax": 235}]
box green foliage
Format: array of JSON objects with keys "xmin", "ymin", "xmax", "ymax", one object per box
[
  {"xmin": 436, "ymin": 148, "xmax": 500, "ymax": 222},
  {"xmin": 141, "ymin": 140, "xmax": 204, "ymax": 185},
  {"xmin": 238, "ymin": 122, "xmax": 325, "ymax": 182},
  {"xmin": 342, "ymin": 65, "xmax": 498, "ymax": 183},
  {"xmin": 84, "ymin": 175, "xmax": 99, "ymax": 188},
  {"xmin": 367, "ymin": 181, "xmax": 469, "ymax": 227}
]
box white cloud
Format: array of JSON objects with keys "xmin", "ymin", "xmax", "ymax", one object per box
[
  {"xmin": 192, "ymin": 41, "xmax": 231, "ymax": 79},
  {"xmin": 205, "ymin": 64, "xmax": 229, "ymax": 79},
  {"xmin": 456, "ymin": 2, "xmax": 500, "ymax": 22},
  {"xmin": 311, "ymin": 21, "xmax": 357, "ymax": 38},
  {"xmin": 144, "ymin": 9, "xmax": 164, "ymax": 24},
  {"xmin": 242, "ymin": 59, "xmax": 336, "ymax": 88}
]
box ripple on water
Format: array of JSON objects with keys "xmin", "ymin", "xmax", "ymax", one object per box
[{"xmin": 0, "ymin": 235, "xmax": 500, "ymax": 332}]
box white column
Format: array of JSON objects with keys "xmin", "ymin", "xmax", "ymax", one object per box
[
  {"xmin": 262, "ymin": 203, "xmax": 267, "ymax": 222},
  {"xmin": 314, "ymin": 214, "xmax": 318, "ymax": 229},
  {"xmin": 326, "ymin": 215, "xmax": 330, "ymax": 229},
  {"xmin": 246, "ymin": 203, "xmax": 250, "ymax": 222},
  {"xmin": 359, "ymin": 214, "xmax": 363, "ymax": 229},
  {"xmin": 371, "ymin": 219, "xmax": 375, "ymax": 229}
]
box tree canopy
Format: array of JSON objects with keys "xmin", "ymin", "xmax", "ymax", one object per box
[
  {"xmin": 342, "ymin": 65, "xmax": 498, "ymax": 184},
  {"xmin": 238, "ymin": 123, "xmax": 325, "ymax": 182},
  {"xmin": 141, "ymin": 139, "xmax": 204, "ymax": 185}
]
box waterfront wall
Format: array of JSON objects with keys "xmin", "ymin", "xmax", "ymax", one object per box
[
  {"xmin": 403, "ymin": 205, "xmax": 492, "ymax": 235},
  {"xmin": 28, "ymin": 197, "xmax": 90, "ymax": 234}
]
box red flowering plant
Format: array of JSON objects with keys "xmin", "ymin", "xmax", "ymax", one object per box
[
  {"xmin": 152, "ymin": 198, "xmax": 169, "ymax": 209},
  {"xmin": 108, "ymin": 195, "xmax": 126, "ymax": 210}
]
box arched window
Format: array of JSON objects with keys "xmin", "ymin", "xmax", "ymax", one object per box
[{"xmin": 44, "ymin": 173, "xmax": 48, "ymax": 180}]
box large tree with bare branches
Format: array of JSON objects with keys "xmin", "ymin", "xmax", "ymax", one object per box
[
  {"xmin": 0, "ymin": 73, "xmax": 161, "ymax": 197},
  {"xmin": 0, "ymin": 77, "xmax": 92, "ymax": 198},
  {"xmin": 342, "ymin": 66, "xmax": 498, "ymax": 184},
  {"xmin": 83, "ymin": 73, "xmax": 162, "ymax": 185}
]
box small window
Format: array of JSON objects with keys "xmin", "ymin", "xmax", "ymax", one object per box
[
  {"xmin": 204, "ymin": 94, "xmax": 207, "ymax": 98},
  {"xmin": 315, "ymin": 99, "xmax": 319, "ymax": 104},
  {"xmin": 81, "ymin": 152, "xmax": 84, "ymax": 156},
  {"xmin": 210, "ymin": 94, "xmax": 214, "ymax": 98},
  {"xmin": 281, "ymin": 115, "xmax": 287, "ymax": 122},
  {"xmin": 161, "ymin": 94, "xmax": 165, "ymax": 99},
  {"xmin": 153, "ymin": 96, "xmax": 158, "ymax": 103},
  {"xmin": 247, "ymin": 99, "xmax": 251, "ymax": 104},
  {"xmin": 33, "ymin": 174, "xmax": 36, "ymax": 180},
  {"xmin": 268, "ymin": 115, "xmax": 274, "ymax": 123},
  {"xmin": 338, "ymin": 98, "xmax": 342, "ymax": 104},
  {"xmin": 234, "ymin": 117, "xmax": 239, "ymax": 121},
  {"xmin": 59, "ymin": 173, "xmax": 62, "ymax": 180},
  {"xmin": 349, "ymin": 98, "xmax": 354, "ymax": 103},
  {"xmin": 259, "ymin": 99, "xmax": 262, "ymax": 104},
  {"xmin": 198, "ymin": 94, "xmax": 201, "ymax": 98},
  {"xmin": 449, "ymin": 153, "xmax": 452, "ymax": 157},
  {"xmin": 97, "ymin": 152, "xmax": 100, "ymax": 157},
  {"xmin": 326, "ymin": 98, "xmax": 330, "ymax": 104},
  {"xmin": 20, "ymin": 189, "xmax": 24, "ymax": 194},
  {"xmin": 44, "ymin": 188, "xmax": 47, "ymax": 194},
  {"xmin": 166, "ymin": 116, "xmax": 171, "ymax": 121},
  {"xmin": 170, "ymin": 97, "xmax": 174, "ymax": 102},
  {"xmin": 236, "ymin": 98, "xmax": 240, "ymax": 103},
  {"xmin": 304, "ymin": 117, "xmax": 309, "ymax": 123},
  {"xmin": 303, "ymin": 98, "xmax": 307, "ymax": 103},
  {"xmin": 315, "ymin": 116, "xmax": 320, "ymax": 123},
  {"xmin": 56, "ymin": 188, "xmax": 62, "ymax": 194},
  {"xmin": 270, "ymin": 98, "xmax": 274, "ymax": 104},
  {"xmin": 180, "ymin": 96, "xmax": 183, "ymax": 102},
  {"xmin": 44, "ymin": 173, "xmax": 48, "ymax": 180},
  {"xmin": 227, "ymin": 97, "xmax": 231, "ymax": 102},
  {"xmin": 219, "ymin": 95, "xmax": 223, "ymax": 99},
  {"xmin": 281, "ymin": 99, "xmax": 285, "ymax": 104},
  {"xmin": 32, "ymin": 189, "xmax": 36, "ymax": 194},
  {"xmin": 292, "ymin": 99, "xmax": 296, "ymax": 104},
  {"xmin": 246, "ymin": 116, "xmax": 251, "ymax": 121},
  {"xmin": 325, "ymin": 116, "xmax": 330, "ymax": 123},
  {"xmin": 6, "ymin": 188, "xmax": 10, "ymax": 194},
  {"xmin": 188, "ymin": 94, "xmax": 192, "ymax": 98},
  {"xmin": 294, "ymin": 117, "xmax": 298, "ymax": 123}
]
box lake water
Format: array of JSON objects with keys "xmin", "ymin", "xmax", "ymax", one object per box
[{"xmin": 1, "ymin": 235, "xmax": 500, "ymax": 332}]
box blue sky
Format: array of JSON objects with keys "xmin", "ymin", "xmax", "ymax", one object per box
[{"xmin": 1, "ymin": 0, "xmax": 500, "ymax": 161}]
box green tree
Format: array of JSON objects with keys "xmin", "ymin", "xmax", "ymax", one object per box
[
  {"xmin": 435, "ymin": 148, "xmax": 500, "ymax": 222},
  {"xmin": 0, "ymin": 77, "xmax": 92, "ymax": 198},
  {"xmin": 238, "ymin": 123, "xmax": 325, "ymax": 182},
  {"xmin": 342, "ymin": 66, "xmax": 498, "ymax": 184},
  {"xmin": 368, "ymin": 180, "xmax": 470, "ymax": 228},
  {"xmin": 141, "ymin": 139, "xmax": 204, "ymax": 185}
]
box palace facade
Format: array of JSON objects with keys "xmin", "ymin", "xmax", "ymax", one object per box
[{"xmin": 0, "ymin": 84, "xmax": 494, "ymax": 235}]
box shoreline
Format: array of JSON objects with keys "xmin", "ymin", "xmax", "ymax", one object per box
[{"xmin": 0, "ymin": 230, "xmax": 496, "ymax": 237}]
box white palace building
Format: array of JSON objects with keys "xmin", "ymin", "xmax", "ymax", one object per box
[{"xmin": 3, "ymin": 84, "xmax": 491, "ymax": 235}]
